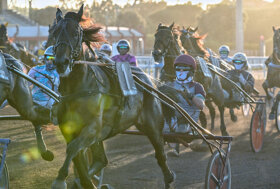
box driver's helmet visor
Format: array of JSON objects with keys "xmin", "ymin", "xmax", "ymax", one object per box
[{"xmin": 220, "ymin": 51, "xmax": 229, "ymax": 55}]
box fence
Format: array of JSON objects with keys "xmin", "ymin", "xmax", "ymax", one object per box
[{"xmin": 136, "ymin": 56, "xmax": 268, "ymax": 79}]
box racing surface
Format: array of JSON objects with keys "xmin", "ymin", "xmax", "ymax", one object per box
[{"xmin": 1, "ymin": 77, "xmax": 280, "ymax": 189}]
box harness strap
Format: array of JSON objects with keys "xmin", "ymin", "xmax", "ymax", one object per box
[{"xmin": 60, "ymin": 90, "xmax": 120, "ymax": 103}]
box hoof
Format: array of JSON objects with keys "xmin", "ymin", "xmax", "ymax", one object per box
[
  {"xmin": 101, "ymin": 184, "xmax": 114, "ymax": 189},
  {"xmin": 221, "ymin": 130, "xmax": 229, "ymax": 136},
  {"xmin": 269, "ymin": 112, "xmax": 275, "ymax": 120},
  {"xmin": 167, "ymin": 150, "xmax": 179, "ymax": 157},
  {"xmin": 52, "ymin": 179, "xmax": 67, "ymax": 189},
  {"xmin": 165, "ymin": 171, "xmax": 176, "ymax": 189},
  {"xmin": 41, "ymin": 150, "xmax": 54, "ymax": 161},
  {"xmin": 230, "ymin": 114, "xmax": 238, "ymax": 122},
  {"xmin": 190, "ymin": 141, "xmax": 208, "ymax": 152}
]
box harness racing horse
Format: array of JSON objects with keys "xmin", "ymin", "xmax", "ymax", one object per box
[
  {"xmin": 0, "ymin": 52, "xmax": 55, "ymax": 161},
  {"xmin": 152, "ymin": 23, "xmax": 182, "ymax": 82},
  {"xmin": 152, "ymin": 24, "xmax": 208, "ymax": 132},
  {"xmin": 263, "ymin": 26, "xmax": 280, "ymax": 116},
  {"xmin": 0, "ymin": 23, "xmax": 38, "ymax": 68},
  {"xmin": 51, "ymin": 6, "xmax": 174, "ymax": 189},
  {"xmin": 180, "ymin": 27, "xmax": 232, "ymax": 136}
]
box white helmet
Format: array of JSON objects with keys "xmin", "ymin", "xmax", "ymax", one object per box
[
  {"xmin": 232, "ymin": 52, "xmax": 248, "ymax": 70},
  {"xmin": 219, "ymin": 45, "xmax": 230, "ymax": 53},
  {"xmin": 41, "ymin": 41, "xmax": 47, "ymax": 49},
  {"xmin": 100, "ymin": 44, "xmax": 112, "ymax": 53}
]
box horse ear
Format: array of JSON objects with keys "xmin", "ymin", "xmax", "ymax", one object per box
[
  {"xmin": 56, "ymin": 8, "xmax": 63, "ymax": 22},
  {"xmin": 78, "ymin": 4, "xmax": 84, "ymax": 21},
  {"xmin": 273, "ymin": 26, "xmax": 276, "ymax": 32},
  {"xmin": 4, "ymin": 22, "xmax": 8, "ymax": 27},
  {"xmin": 194, "ymin": 27, "xmax": 198, "ymax": 32},
  {"xmin": 157, "ymin": 23, "xmax": 162, "ymax": 29},
  {"xmin": 169, "ymin": 22, "xmax": 174, "ymax": 29}
]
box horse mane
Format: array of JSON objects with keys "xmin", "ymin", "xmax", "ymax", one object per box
[
  {"xmin": 190, "ymin": 33, "xmax": 209, "ymax": 58},
  {"xmin": 79, "ymin": 16, "xmax": 106, "ymax": 47}
]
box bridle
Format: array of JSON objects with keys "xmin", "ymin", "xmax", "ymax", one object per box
[
  {"xmin": 53, "ymin": 18, "xmax": 83, "ymax": 70},
  {"xmin": 181, "ymin": 30, "xmax": 197, "ymax": 55},
  {"xmin": 153, "ymin": 29, "xmax": 181, "ymax": 58}
]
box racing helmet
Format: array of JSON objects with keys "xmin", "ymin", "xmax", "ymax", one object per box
[
  {"xmin": 219, "ymin": 45, "xmax": 230, "ymax": 55},
  {"xmin": 232, "ymin": 52, "xmax": 248, "ymax": 70},
  {"xmin": 44, "ymin": 46, "xmax": 55, "ymax": 57},
  {"xmin": 174, "ymin": 54, "xmax": 196, "ymax": 70},
  {"xmin": 100, "ymin": 44, "xmax": 112, "ymax": 53},
  {"xmin": 117, "ymin": 39, "xmax": 131, "ymax": 52},
  {"xmin": 41, "ymin": 41, "xmax": 47, "ymax": 49}
]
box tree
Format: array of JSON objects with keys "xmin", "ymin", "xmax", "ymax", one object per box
[
  {"xmin": 197, "ymin": 1, "xmax": 236, "ymax": 51},
  {"xmin": 115, "ymin": 11, "xmax": 146, "ymax": 33}
]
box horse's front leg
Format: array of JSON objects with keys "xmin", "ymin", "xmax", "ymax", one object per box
[
  {"xmin": 11, "ymin": 77, "xmax": 53, "ymax": 160},
  {"xmin": 52, "ymin": 120, "xmax": 100, "ymax": 189}
]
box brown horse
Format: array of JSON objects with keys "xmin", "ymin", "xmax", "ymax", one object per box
[
  {"xmin": 51, "ymin": 6, "xmax": 174, "ymax": 189},
  {"xmin": 263, "ymin": 26, "xmax": 280, "ymax": 117}
]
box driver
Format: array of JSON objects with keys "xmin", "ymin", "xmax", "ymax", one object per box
[
  {"xmin": 28, "ymin": 46, "xmax": 59, "ymax": 110},
  {"xmin": 167, "ymin": 54, "xmax": 206, "ymax": 133},
  {"xmin": 219, "ymin": 45, "xmax": 232, "ymax": 65},
  {"xmin": 111, "ymin": 39, "xmax": 138, "ymax": 66},
  {"xmin": 225, "ymin": 52, "xmax": 255, "ymax": 102}
]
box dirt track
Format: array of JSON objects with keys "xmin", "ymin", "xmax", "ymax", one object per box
[{"xmin": 1, "ymin": 78, "xmax": 280, "ymax": 189}]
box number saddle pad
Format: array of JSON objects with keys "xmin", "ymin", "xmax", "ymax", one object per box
[
  {"xmin": 0, "ymin": 53, "xmax": 10, "ymax": 85},
  {"xmin": 115, "ymin": 61, "xmax": 137, "ymax": 96}
]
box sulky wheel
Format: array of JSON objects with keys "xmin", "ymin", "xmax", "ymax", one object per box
[
  {"xmin": 275, "ymin": 101, "xmax": 280, "ymax": 132},
  {"xmin": 250, "ymin": 103, "xmax": 266, "ymax": 153},
  {"xmin": 0, "ymin": 155, "xmax": 9, "ymax": 189},
  {"xmin": 205, "ymin": 150, "xmax": 231, "ymax": 189},
  {"xmin": 242, "ymin": 104, "xmax": 250, "ymax": 117}
]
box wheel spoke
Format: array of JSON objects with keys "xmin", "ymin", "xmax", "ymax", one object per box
[
  {"xmin": 210, "ymin": 172, "xmax": 220, "ymax": 185},
  {"xmin": 223, "ymin": 174, "xmax": 229, "ymax": 181}
]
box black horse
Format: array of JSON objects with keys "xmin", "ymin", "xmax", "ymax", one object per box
[
  {"xmin": 152, "ymin": 23, "xmax": 182, "ymax": 82},
  {"xmin": 51, "ymin": 6, "xmax": 174, "ymax": 189},
  {"xmin": 0, "ymin": 52, "xmax": 54, "ymax": 161},
  {"xmin": 0, "ymin": 23, "xmax": 38, "ymax": 68},
  {"xmin": 263, "ymin": 26, "xmax": 280, "ymax": 116},
  {"xmin": 180, "ymin": 27, "xmax": 233, "ymax": 136}
]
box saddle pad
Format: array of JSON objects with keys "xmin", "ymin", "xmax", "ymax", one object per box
[
  {"xmin": 0, "ymin": 53, "xmax": 10, "ymax": 84},
  {"xmin": 196, "ymin": 57, "xmax": 212, "ymax": 78},
  {"xmin": 116, "ymin": 62, "xmax": 137, "ymax": 96}
]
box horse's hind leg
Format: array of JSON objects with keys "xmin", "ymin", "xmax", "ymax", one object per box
[
  {"xmin": 229, "ymin": 108, "xmax": 237, "ymax": 122},
  {"xmin": 88, "ymin": 142, "xmax": 108, "ymax": 177},
  {"xmin": 73, "ymin": 150, "xmax": 96, "ymax": 189},
  {"xmin": 218, "ymin": 106, "xmax": 229, "ymax": 136},
  {"xmin": 199, "ymin": 111, "xmax": 207, "ymax": 129},
  {"xmin": 262, "ymin": 80, "xmax": 273, "ymax": 99},
  {"xmin": 138, "ymin": 123, "xmax": 175, "ymax": 189},
  {"xmin": 137, "ymin": 99, "xmax": 174, "ymax": 188},
  {"xmin": 206, "ymin": 101, "xmax": 216, "ymax": 132}
]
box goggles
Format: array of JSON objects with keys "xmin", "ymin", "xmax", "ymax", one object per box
[
  {"xmin": 220, "ymin": 51, "xmax": 228, "ymax": 54},
  {"xmin": 45, "ymin": 55, "xmax": 55, "ymax": 60},
  {"xmin": 119, "ymin": 46, "xmax": 128, "ymax": 49},
  {"xmin": 175, "ymin": 66, "xmax": 193, "ymax": 72},
  {"xmin": 232, "ymin": 60, "xmax": 246, "ymax": 64}
]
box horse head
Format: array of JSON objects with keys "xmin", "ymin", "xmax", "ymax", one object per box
[
  {"xmin": 180, "ymin": 26, "xmax": 209, "ymax": 58},
  {"xmin": 273, "ymin": 26, "xmax": 280, "ymax": 62},
  {"xmin": 152, "ymin": 23, "xmax": 180, "ymax": 65},
  {"xmin": 53, "ymin": 5, "xmax": 105, "ymax": 77},
  {"xmin": 0, "ymin": 23, "xmax": 9, "ymax": 45}
]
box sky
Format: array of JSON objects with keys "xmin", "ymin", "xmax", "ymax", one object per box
[{"xmin": 12, "ymin": 0, "xmax": 274, "ymax": 10}]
